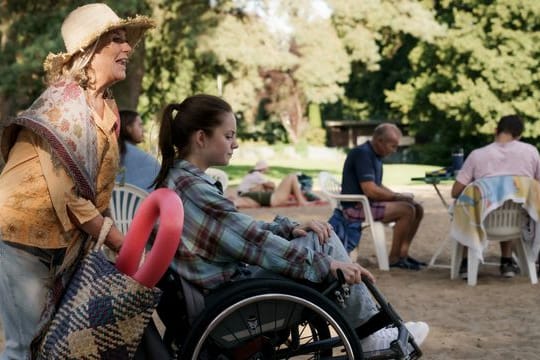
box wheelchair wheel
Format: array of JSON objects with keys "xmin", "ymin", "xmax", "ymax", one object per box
[{"xmin": 180, "ymin": 278, "xmax": 363, "ymax": 359}]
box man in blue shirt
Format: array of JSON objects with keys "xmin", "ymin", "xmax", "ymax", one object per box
[{"xmin": 341, "ymin": 123, "xmax": 425, "ymax": 270}]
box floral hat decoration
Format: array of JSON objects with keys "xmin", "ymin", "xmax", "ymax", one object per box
[{"xmin": 44, "ymin": 3, "xmax": 155, "ymax": 78}]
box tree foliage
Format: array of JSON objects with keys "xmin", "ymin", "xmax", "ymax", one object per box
[
  {"xmin": 0, "ymin": 1, "xmax": 65, "ymax": 116},
  {"xmin": 0, "ymin": 0, "xmax": 151, "ymax": 118},
  {"xmin": 323, "ymin": 0, "xmax": 444, "ymax": 122},
  {"xmin": 385, "ymin": 0, "xmax": 540, "ymax": 160},
  {"xmin": 142, "ymin": 0, "xmax": 351, "ymax": 143},
  {"xmin": 2, "ymin": 0, "xmax": 540, "ymax": 165}
]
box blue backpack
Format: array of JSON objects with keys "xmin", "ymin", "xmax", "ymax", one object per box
[{"xmin": 328, "ymin": 208, "xmax": 362, "ymax": 253}]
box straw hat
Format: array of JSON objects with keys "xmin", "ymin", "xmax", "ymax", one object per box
[
  {"xmin": 254, "ymin": 160, "xmax": 269, "ymax": 171},
  {"xmin": 44, "ymin": 3, "xmax": 155, "ymax": 77}
]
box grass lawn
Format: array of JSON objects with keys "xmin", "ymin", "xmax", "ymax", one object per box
[
  {"xmin": 219, "ymin": 161, "xmax": 443, "ymax": 188},
  {"xmin": 382, "ymin": 164, "xmax": 449, "ymax": 186},
  {"xmin": 216, "ymin": 144, "xmax": 447, "ymax": 187}
]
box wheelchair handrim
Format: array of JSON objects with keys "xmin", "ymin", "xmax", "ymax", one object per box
[{"xmin": 191, "ymin": 292, "xmax": 356, "ymax": 359}]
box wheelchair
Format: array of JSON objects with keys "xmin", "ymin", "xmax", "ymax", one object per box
[{"xmin": 153, "ymin": 266, "xmax": 423, "ymax": 360}]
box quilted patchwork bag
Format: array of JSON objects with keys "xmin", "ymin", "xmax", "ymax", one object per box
[
  {"xmin": 38, "ymin": 188, "xmax": 183, "ymax": 359},
  {"xmin": 38, "ymin": 242, "xmax": 161, "ymax": 359}
]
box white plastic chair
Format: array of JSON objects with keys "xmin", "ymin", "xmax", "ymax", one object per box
[
  {"xmin": 450, "ymin": 200, "xmax": 538, "ymax": 286},
  {"xmin": 109, "ymin": 183, "xmax": 149, "ymax": 235},
  {"xmin": 318, "ymin": 171, "xmax": 390, "ymax": 270},
  {"xmin": 205, "ymin": 167, "xmax": 229, "ymax": 191}
]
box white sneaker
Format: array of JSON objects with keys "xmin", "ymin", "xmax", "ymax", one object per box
[
  {"xmin": 360, "ymin": 321, "xmax": 429, "ymax": 352},
  {"xmin": 406, "ymin": 321, "xmax": 429, "ymax": 346}
]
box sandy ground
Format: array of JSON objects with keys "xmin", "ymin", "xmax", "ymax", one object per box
[
  {"xmin": 2, "ymin": 184, "xmax": 540, "ymax": 358},
  {"xmin": 237, "ymin": 184, "xmax": 540, "ymax": 359}
]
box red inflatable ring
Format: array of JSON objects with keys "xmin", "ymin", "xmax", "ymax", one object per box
[{"xmin": 116, "ymin": 188, "xmax": 183, "ymax": 288}]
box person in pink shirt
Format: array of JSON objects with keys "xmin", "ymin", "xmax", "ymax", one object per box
[{"xmin": 451, "ymin": 114, "xmax": 540, "ymax": 279}]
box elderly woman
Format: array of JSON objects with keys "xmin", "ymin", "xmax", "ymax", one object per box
[{"xmin": 0, "ymin": 3, "xmax": 153, "ymax": 358}]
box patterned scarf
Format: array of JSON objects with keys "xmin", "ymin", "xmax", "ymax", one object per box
[{"xmin": 1, "ymin": 81, "xmax": 98, "ymax": 202}]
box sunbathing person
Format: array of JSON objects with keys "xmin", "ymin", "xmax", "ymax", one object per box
[{"xmin": 234, "ymin": 160, "xmax": 309, "ymax": 207}]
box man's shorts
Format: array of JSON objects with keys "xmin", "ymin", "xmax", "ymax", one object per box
[{"xmin": 343, "ymin": 202, "xmax": 386, "ymax": 222}]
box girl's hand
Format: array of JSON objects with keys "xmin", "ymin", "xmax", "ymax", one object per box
[
  {"xmin": 292, "ymin": 220, "xmax": 333, "ymax": 245},
  {"xmin": 330, "ymin": 260, "xmax": 376, "ymax": 284}
]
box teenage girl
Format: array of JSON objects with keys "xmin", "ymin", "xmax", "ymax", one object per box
[{"xmin": 151, "ymin": 94, "xmax": 429, "ymax": 352}]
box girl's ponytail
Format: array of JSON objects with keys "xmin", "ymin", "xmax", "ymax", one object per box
[{"xmin": 153, "ymin": 103, "xmax": 179, "ymax": 188}]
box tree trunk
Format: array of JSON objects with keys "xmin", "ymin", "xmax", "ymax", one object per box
[
  {"xmin": 279, "ymin": 92, "xmax": 306, "ymax": 144},
  {"xmin": 0, "ymin": 94, "xmax": 15, "ymax": 170}
]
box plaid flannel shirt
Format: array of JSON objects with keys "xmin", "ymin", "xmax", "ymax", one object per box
[{"xmin": 166, "ymin": 160, "xmax": 331, "ymax": 290}]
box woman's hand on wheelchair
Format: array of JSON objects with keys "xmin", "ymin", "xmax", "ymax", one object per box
[
  {"xmin": 330, "ymin": 261, "xmax": 376, "ymax": 285},
  {"xmin": 292, "ymin": 220, "xmax": 333, "ymax": 245}
]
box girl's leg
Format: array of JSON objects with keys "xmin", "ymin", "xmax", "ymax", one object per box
[
  {"xmin": 291, "ymin": 232, "xmax": 378, "ymax": 328},
  {"xmin": 271, "ymin": 174, "xmax": 308, "ymax": 206}
]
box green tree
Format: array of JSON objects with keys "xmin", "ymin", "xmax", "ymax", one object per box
[
  {"xmin": 140, "ymin": 0, "xmax": 219, "ymax": 119},
  {"xmin": 142, "ymin": 0, "xmax": 351, "ymax": 143},
  {"xmin": 0, "ymin": 1, "xmax": 151, "ymax": 119},
  {"xmin": 0, "ymin": 1, "xmax": 65, "ymax": 119},
  {"xmin": 385, "ymin": 0, "xmax": 540, "ymax": 160},
  {"xmin": 255, "ymin": 11, "xmax": 349, "ymax": 143},
  {"xmin": 323, "ymin": 0, "xmax": 444, "ymax": 122}
]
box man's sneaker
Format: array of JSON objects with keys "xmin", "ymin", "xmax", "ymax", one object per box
[
  {"xmin": 360, "ymin": 321, "xmax": 429, "ymax": 353},
  {"xmin": 407, "ymin": 256, "xmax": 427, "ymax": 267},
  {"xmin": 500, "ymin": 259, "xmax": 520, "ymax": 278},
  {"xmin": 459, "ymin": 258, "xmax": 468, "ymax": 280},
  {"xmin": 390, "ymin": 258, "xmax": 421, "ymax": 271}
]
